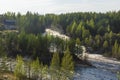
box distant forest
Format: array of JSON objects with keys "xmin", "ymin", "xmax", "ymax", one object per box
[{"xmin": 0, "ymin": 11, "xmax": 120, "ymax": 60}]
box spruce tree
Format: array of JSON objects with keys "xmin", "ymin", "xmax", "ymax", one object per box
[
  {"xmin": 112, "ymin": 40, "xmax": 119, "ymax": 57},
  {"xmin": 103, "ymin": 40, "xmax": 108, "ymax": 52},
  {"xmin": 14, "ymin": 55, "xmax": 26, "ymax": 80},
  {"xmin": 61, "ymin": 47, "xmax": 74, "ymax": 79},
  {"xmin": 42, "ymin": 65, "xmax": 49, "ymax": 80},
  {"xmin": 76, "ymin": 38, "xmax": 81, "ymax": 54},
  {"xmin": 76, "ymin": 38, "xmax": 80, "ymax": 45},
  {"xmin": 0, "ymin": 38, "xmax": 6, "ymax": 57},
  {"xmin": 70, "ymin": 21, "xmax": 77, "ymax": 34},
  {"xmin": 50, "ymin": 52, "xmax": 60, "ymax": 80},
  {"xmin": 50, "ymin": 52, "xmax": 60, "ymax": 70},
  {"xmin": 117, "ymin": 46, "xmax": 120, "ymax": 59},
  {"xmin": 31, "ymin": 57, "xmax": 40, "ymax": 79}
]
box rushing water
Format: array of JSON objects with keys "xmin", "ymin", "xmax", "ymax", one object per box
[
  {"xmin": 74, "ymin": 66, "xmax": 118, "ymax": 80},
  {"xmin": 74, "ymin": 54, "xmax": 120, "ymax": 80}
]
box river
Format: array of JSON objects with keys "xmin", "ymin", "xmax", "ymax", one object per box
[
  {"xmin": 74, "ymin": 46, "xmax": 120, "ymax": 80},
  {"xmin": 74, "ymin": 65, "xmax": 118, "ymax": 80}
]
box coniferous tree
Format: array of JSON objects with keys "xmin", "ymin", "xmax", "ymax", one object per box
[
  {"xmin": 112, "ymin": 40, "xmax": 119, "ymax": 57},
  {"xmin": 14, "ymin": 55, "xmax": 26, "ymax": 80},
  {"xmin": 31, "ymin": 57, "xmax": 40, "ymax": 79},
  {"xmin": 75, "ymin": 22, "xmax": 83, "ymax": 38},
  {"xmin": 61, "ymin": 47, "xmax": 74, "ymax": 79},
  {"xmin": 42, "ymin": 65, "xmax": 49, "ymax": 80},
  {"xmin": 88, "ymin": 35, "xmax": 93, "ymax": 46},
  {"xmin": 0, "ymin": 38, "xmax": 5, "ymax": 57},
  {"xmin": 76, "ymin": 38, "xmax": 81, "ymax": 45},
  {"xmin": 103, "ymin": 40, "xmax": 108, "ymax": 52},
  {"xmin": 50, "ymin": 52, "xmax": 60, "ymax": 79},
  {"xmin": 75, "ymin": 38, "xmax": 81, "ymax": 54},
  {"xmin": 118, "ymin": 46, "xmax": 120, "ymax": 59},
  {"xmin": 50, "ymin": 52, "xmax": 60, "ymax": 70}
]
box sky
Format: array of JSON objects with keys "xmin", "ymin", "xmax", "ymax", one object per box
[{"xmin": 0, "ymin": 0, "xmax": 120, "ymax": 14}]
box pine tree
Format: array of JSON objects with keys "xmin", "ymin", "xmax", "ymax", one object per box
[
  {"xmin": 50, "ymin": 52, "xmax": 60, "ymax": 70},
  {"xmin": 75, "ymin": 22, "xmax": 83, "ymax": 38},
  {"xmin": 88, "ymin": 35, "xmax": 93, "ymax": 46},
  {"xmin": 76, "ymin": 38, "xmax": 81, "ymax": 54},
  {"xmin": 42, "ymin": 65, "xmax": 49, "ymax": 80},
  {"xmin": 0, "ymin": 38, "xmax": 6, "ymax": 57},
  {"xmin": 118, "ymin": 46, "xmax": 120, "ymax": 59},
  {"xmin": 50, "ymin": 52, "xmax": 60, "ymax": 79},
  {"xmin": 61, "ymin": 47, "xmax": 74, "ymax": 79},
  {"xmin": 76, "ymin": 38, "xmax": 80, "ymax": 45},
  {"xmin": 14, "ymin": 55, "xmax": 26, "ymax": 80},
  {"xmin": 70, "ymin": 21, "xmax": 77, "ymax": 34},
  {"xmin": 31, "ymin": 57, "xmax": 40, "ymax": 79},
  {"xmin": 112, "ymin": 40, "xmax": 119, "ymax": 57},
  {"xmin": 103, "ymin": 40, "xmax": 108, "ymax": 51},
  {"xmin": 95, "ymin": 35, "xmax": 101, "ymax": 48}
]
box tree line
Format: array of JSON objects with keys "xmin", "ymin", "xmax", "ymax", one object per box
[
  {"xmin": 0, "ymin": 31, "xmax": 82, "ymax": 64},
  {"xmin": 0, "ymin": 11, "xmax": 120, "ymax": 59}
]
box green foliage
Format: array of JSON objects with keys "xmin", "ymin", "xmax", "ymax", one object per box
[
  {"xmin": 42, "ymin": 65, "xmax": 49, "ymax": 79},
  {"xmin": 0, "ymin": 38, "xmax": 6, "ymax": 57},
  {"xmin": 76, "ymin": 38, "xmax": 80, "ymax": 45},
  {"xmin": 112, "ymin": 40, "xmax": 120, "ymax": 59},
  {"xmin": 18, "ymin": 32, "xmax": 28, "ymax": 55},
  {"xmin": 71, "ymin": 21, "xmax": 77, "ymax": 33},
  {"xmin": 75, "ymin": 38, "xmax": 82, "ymax": 54},
  {"xmin": 50, "ymin": 52, "xmax": 60, "ymax": 79},
  {"xmin": 75, "ymin": 22, "xmax": 82, "ymax": 37},
  {"xmin": 112, "ymin": 41, "xmax": 118, "ymax": 57},
  {"xmin": 4, "ymin": 32, "xmax": 18, "ymax": 56},
  {"xmin": 14, "ymin": 55, "xmax": 26, "ymax": 80},
  {"xmin": 0, "ymin": 11, "xmax": 120, "ymax": 63},
  {"xmin": 31, "ymin": 57, "xmax": 41, "ymax": 78},
  {"xmin": 50, "ymin": 52, "xmax": 60, "ymax": 70},
  {"xmin": 61, "ymin": 47, "xmax": 74, "ymax": 79},
  {"xmin": 103, "ymin": 40, "xmax": 108, "ymax": 50}
]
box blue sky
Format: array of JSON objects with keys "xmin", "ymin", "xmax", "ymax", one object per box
[{"xmin": 0, "ymin": 0, "xmax": 120, "ymax": 14}]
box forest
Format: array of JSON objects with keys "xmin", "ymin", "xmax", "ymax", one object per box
[
  {"xmin": 0, "ymin": 11, "xmax": 120, "ymax": 59},
  {"xmin": 0, "ymin": 11, "xmax": 120, "ymax": 79}
]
